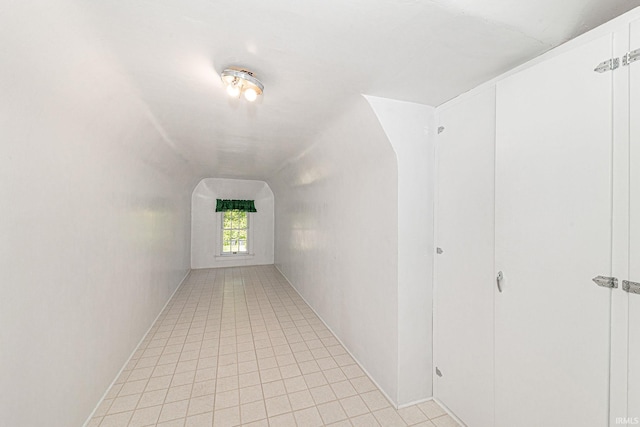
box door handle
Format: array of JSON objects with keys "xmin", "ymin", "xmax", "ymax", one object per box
[{"xmin": 497, "ymin": 271, "xmax": 504, "ymax": 293}]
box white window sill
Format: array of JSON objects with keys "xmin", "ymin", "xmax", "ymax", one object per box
[{"xmin": 215, "ymin": 253, "xmax": 255, "ymax": 260}]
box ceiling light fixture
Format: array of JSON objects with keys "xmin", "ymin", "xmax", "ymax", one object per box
[{"xmin": 221, "ymin": 67, "xmax": 264, "ymax": 102}]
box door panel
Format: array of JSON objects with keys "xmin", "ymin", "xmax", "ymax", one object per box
[
  {"xmin": 495, "ymin": 35, "xmax": 614, "ymax": 427},
  {"xmin": 628, "ymin": 19, "xmax": 640, "ymax": 421},
  {"xmin": 434, "ymin": 89, "xmax": 495, "ymax": 427}
]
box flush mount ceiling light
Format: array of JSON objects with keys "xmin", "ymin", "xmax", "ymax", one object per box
[{"xmin": 220, "ymin": 67, "xmax": 264, "ymax": 102}]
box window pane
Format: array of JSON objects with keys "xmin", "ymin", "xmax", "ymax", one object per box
[
  {"xmin": 222, "ymin": 230, "xmax": 232, "ymax": 253},
  {"xmin": 223, "ymin": 211, "xmax": 248, "ymax": 229},
  {"xmin": 230, "ymin": 230, "xmax": 239, "ymax": 252},
  {"xmin": 223, "ymin": 211, "xmax": 233, "ymax": 229},
  {"xmin": 236, "ymin": 212, "xmax": 247, "ymax": 229},
  {"xmin": 221, "ymin": 211, "xmax": 248, "ymax": 254},
  {"xmin": 238, "ymin": 230, "xmax": 247, "ymax": 252}
]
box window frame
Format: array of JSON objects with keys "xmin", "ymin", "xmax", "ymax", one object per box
[{"xmin": 217, "ymin": 211, "xmax": 253, "ymax": 257}]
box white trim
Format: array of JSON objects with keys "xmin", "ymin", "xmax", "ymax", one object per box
[
  {"xmin": 398, "ymin": 396, "xmax": 469, "ymax": 425},
  {"xmin": 215, "ymin": 252, "xmax": 256, "ymax": 259},
  {"xmin": 215, "ymin": 253, "xmax": 255, "ymax": 260},
  {"xmin": 432, "ymin": 396, "xmax": 469, "ymax": 427},
  {"xmin": 274, "ymin": 264, "xmax": 400, "ymax": 409},
  {"xmin": 431, "ymin": 113, "xmax": 442, "ymax": 403},
  {"xmin": 217, "ymin": 211, "xmax": 253, "ymax": 256},
  {"xmin": 609, "ymin": 16, "xmax": 632, "ymax": 426},
  {"xmin": 397, "ymin": 396, "xmax": 433, "ymax": 410},
  {"xmin": 81, "ymin": 269, "xmax": 191, "ymax": 427},
  {"xmin": 191, "ymin": 261, "xmax": 273, "ymax": 270}
]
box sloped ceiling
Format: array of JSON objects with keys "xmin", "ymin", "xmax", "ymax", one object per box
[{"xmin": 18, "ymin": 0, "xmax": 640, "ymax": 179}]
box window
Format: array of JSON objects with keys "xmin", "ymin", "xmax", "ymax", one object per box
[
  {"xmin": 221, "ymin": 211, "xmax": 249, "ymax": 254},
  {"xmin": 215, "ymin": 199, "xmax": 256, "ymax": 257}
]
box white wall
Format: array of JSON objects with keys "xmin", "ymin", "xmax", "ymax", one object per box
[
  {"xmin": 269, "ymin": 95, "xmax": 400, "ymax": 402},
  {"xmin": 0, "ymin": 3, "xmax": 196, "ymax": 426},
  {"xmin": 191, "ymin": 178, "xmax": 274, "ymax": 268},
  {"xmin": 365, "ymin": 96, "xmax": 436, "ymax": 406}
]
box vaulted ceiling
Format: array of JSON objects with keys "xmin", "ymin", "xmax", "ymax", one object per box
[{"xmin": 27, "ymin": 1, "xmax": 640, "ymax": 179}]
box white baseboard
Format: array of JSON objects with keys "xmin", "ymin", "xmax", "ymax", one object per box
[
  {"xmin": 191, "ymin": 260, "xmax": 273, "ymax": 269},
  {"xmin": 397, "ymin": 396, "xmax": 433, "ymax": 409},
  {"xmin": 82, "ymin": 269, "xmax": 191, "ymax": 427},
  {"xmin": 432, "ymin": 396, "xmax": 468, "ymax": 427},
  {"xmin": 273, "ymin": 265, "xmax": 401, "ymax": 409}
]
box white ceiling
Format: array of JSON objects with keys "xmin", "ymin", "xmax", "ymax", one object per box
[{"xmin": 73, "ymin": 0, "xmax": 639, "ymax": 179}]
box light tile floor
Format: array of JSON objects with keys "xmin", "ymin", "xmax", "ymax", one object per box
[{"xmin": 88, "ymin": 265, "xmax": 461, "ymax": 427}]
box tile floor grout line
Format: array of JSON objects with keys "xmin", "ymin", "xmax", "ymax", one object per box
[
  {"xmin": 88, "ymin": 269, "xmax": 191, "ymax": 427},
  {"xmin": 274, "ymin": 264, "xmax": 401, "ymax": 412},
  {"xmin": 242, "ymin": 271, "xmax": 268, "ymax": 425},
  {"xmin": 210, "ymin": 269, "xmax": 226, "ymax": 426},
  {"xmin": 88, "ymin": 266, "xmax": 459, "ymax": 427}
]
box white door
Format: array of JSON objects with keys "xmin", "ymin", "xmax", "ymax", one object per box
[
  {"xmin": 434, "ymin": 89, "xmax": 496, "ymax": 427},
  {"xmin": 495, "ymin": 34, "xmax": 614, "ymax": 427},
  {"xmin": 628, "ymin": 19, "xmax": 640, "ymax": 422}
]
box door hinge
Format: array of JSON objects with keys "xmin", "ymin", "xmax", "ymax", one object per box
[
  {"xmin": 435, "ymin": 367, "xmax": 443, "ymax": 377},
  {"xmin": 594, "ymin": 58, "xmax": 620, "ymax": 73},
  {"xmin": 623, "ymin": 49, "xmax": 640, "ymax": 66},
  {"xmin": 623, "ymin": 280, "xmax": 640, "ymax": 294},
  {"xmin": 436, "ymin": 247, "xmax": 443, "ymax": 254},
  {"xmin": 592, "ymin": 275, "xmax": 618, "ymax": 289}
]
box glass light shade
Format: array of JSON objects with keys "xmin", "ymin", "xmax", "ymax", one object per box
[
  {"xmin": 244, "ymin": 88, "xmax": 258, "ymax": 102},
  {"xmin": 226, "ymin": 85, "xmax": 241, "ymax": 97}
]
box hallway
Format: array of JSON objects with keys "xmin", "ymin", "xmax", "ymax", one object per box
[{"xmin": 87, "ymin": 266, "xmax": 458, "ymax": 427}]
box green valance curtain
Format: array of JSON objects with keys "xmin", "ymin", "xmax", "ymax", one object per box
[{"xmin": 215, "ymin": 199, "xmax": 257, "ymax": 212}]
